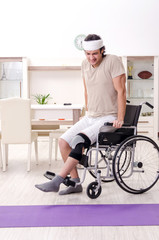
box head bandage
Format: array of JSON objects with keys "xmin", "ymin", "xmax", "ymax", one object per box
[{"xmin": 82, "ymin": 39, "xmax": 103, "ymax": 51}]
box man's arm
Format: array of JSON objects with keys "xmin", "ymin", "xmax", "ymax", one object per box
[
  {"xmin": 112, "ymin": 73, "xmax": 126, "ymax": 128},
  {"xmin": 83, "ymin": 78, "xmax": 88, "ymax": 111}
]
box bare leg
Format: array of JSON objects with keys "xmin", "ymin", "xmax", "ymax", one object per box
[
  {"xmin": 59, "ymin": 138, "xmax": 79, "ymax": 178},
  {"xmin": 59, "ymin": 156, "xmax": 79, "ymax": 178},
  {"xmin": 58, "ymin": 138, "xmax": 83, "ymax": 195}
]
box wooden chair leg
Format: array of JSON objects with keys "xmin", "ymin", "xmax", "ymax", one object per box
[
  {"xmin": 49, "ymin": 135, "xmax": 53, "ymax": 165},
  {"xmin": 55, "ymin": 138, "xmax": 58, "ymax": 161},
  {"xmin": 5, "ymin": 144, "xmax": 8, "ymax": 166},
  {"xmin": 34, "ymin": 139, "xmax": 38, "ymax": 165},
  {"xmin": 27, "ymin": 144, "xmax": 32, "ymax": 172},
  {"xmin": 2, "ymin": 144, "xmax": 7, "ymax": 172},
  {"xmin": 0, "ymin": 140, "xmax": 2, "ymax": 169}
]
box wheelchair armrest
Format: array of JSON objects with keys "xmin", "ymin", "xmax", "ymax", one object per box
[
  {"xmin": 104, "ymin": 122, "xmax": 132, "ymax": 127},
  {"xmin": 122, "ymin": 123, "xmax": 131, "ymax": 127},
  {"xmin": 104, "ymin": 122, "xmax": 113, "ymax": 126}
]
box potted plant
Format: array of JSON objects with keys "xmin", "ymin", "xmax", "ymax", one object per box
[{"xmin": 33, "ymin": 94, "xmax": 52, "ymax": 104}]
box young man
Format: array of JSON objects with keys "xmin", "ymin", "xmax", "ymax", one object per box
[{"xmin": 35, "ymin": 34, "xmax": 126, "ymax": 195}]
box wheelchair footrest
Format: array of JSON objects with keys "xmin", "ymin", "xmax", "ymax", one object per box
[
  {"xmin": 63, "ymin": 177, "xmax": 76, "ymax": 187},
  {"xmin": 44, "ymin": 171, "xmax": 56, "ymax": 180}
]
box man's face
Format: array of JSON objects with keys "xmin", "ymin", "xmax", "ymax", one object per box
[{"xmin": 85, "ymin": 49, "xmax": 103, "ymax": 67}]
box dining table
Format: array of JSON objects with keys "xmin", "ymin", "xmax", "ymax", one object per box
[{"xmin": 31, "ymin": 104, "xmax": 83, "ymax": 131}]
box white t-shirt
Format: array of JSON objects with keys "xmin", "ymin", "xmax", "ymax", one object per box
[{"xmin": 81, "ymin": 54, "xmax": 125, "ymax": 117}]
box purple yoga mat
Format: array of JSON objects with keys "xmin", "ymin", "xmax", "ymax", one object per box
[{"xmin": 0, "ymin": 204, "xmax": 159, "ymax": 228}]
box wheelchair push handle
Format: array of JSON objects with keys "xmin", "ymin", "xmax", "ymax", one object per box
[
  {"xmin": 144, "ymin": 102, "xmax": 154, "ymax": 109},
  {"xmin": 127, "ymin": 99, "xmax": 153, "ymax": 109}
]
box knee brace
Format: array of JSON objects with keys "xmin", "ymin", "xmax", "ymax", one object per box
[{"xmin": 69, "ymin": 133, "xmax": 91, "ymax": 161}]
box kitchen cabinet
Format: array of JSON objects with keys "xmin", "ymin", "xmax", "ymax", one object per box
[
  {"xmin": 0, "ymin": 57, "xmax": 28, "ymax": 99},
  {"xmin": 122, "ymin": 56, "xmax": 159, "ymax": 140}
]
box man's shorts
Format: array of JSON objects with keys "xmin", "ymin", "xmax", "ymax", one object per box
[{"xmin": 60, "ymin": 115, "xmax": 116, "ymax": 147}]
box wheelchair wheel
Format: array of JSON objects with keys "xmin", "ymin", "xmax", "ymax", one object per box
[
  {"xmin": 87, "ymin": 181, "xmax": 102, "ymax": 199},
  {"xmin": 113, "ymin": 135, "xmax": 159, "ymax": 194},
  {"xmin": 87, "ymin": 148, "xmax": 115, "ymax": 182}
]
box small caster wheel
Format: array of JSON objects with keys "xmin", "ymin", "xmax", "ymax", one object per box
[{"xmin": 87, "ymin": 181, "xmax": 102, "ymax": 199}]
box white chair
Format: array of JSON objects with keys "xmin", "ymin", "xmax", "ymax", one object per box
[
  {"xmin": 0, "ymin": 134, "xmax": 2, "ymax": 169},
  {"xmin": 49, "ymin": 128, "xmax": 67, "ymax": 164},
  {"xmin": 0, "ymin": 98, "xmax": 38, "ymax": 172},
  {"xmin": 48, "ymin": 107, "xmax": 85, "ymax": 164}
]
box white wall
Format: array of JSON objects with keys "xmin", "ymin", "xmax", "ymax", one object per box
[
  {"xmin": 0, "ymin": 0, "xmax": 159, "ymax": 58},
  {"xmin": 1, "ymin": 0, "xmax": 159, "ymax": 104},
  {"xmin": 29, "ymin": 70, "xmax": 84, "ymax": 104}
]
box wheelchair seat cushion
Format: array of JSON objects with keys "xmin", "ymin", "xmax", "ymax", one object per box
[{"xmin": 98, "ymin": 127, "xmax": 134, "ymax": 145}]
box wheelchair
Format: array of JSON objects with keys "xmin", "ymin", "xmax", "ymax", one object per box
[{"xmin": 44, "ymin": 101, "xmax": 159, "ymax": 199}]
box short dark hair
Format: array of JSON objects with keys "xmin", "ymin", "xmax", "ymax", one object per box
[{"xmin": 84, "ymin": 34, "xmax": 106, "ymax": 57}]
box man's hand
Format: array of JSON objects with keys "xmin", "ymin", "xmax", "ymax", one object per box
[{"xmin": 113, "ymin": 119, "xmax": 124, "ymax": 128}]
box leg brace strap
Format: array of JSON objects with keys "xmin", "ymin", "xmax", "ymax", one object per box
[{"xmin": 69, "ymin": 133, "xmax": 91, "ymax": 161}]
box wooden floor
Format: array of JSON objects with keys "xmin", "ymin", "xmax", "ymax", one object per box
[{"xmin": 0, "ymin": 139, "xmax": 159, "ymax": 240}]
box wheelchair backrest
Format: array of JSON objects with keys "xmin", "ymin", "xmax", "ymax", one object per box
[{"xmin": 124, "ymin": 104, "xmax": 142, "ymax": 127}]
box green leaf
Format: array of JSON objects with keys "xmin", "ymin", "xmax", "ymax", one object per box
[{"xmin": 33, "ymin": 93, "xmax": 52, "ymax": 104}]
